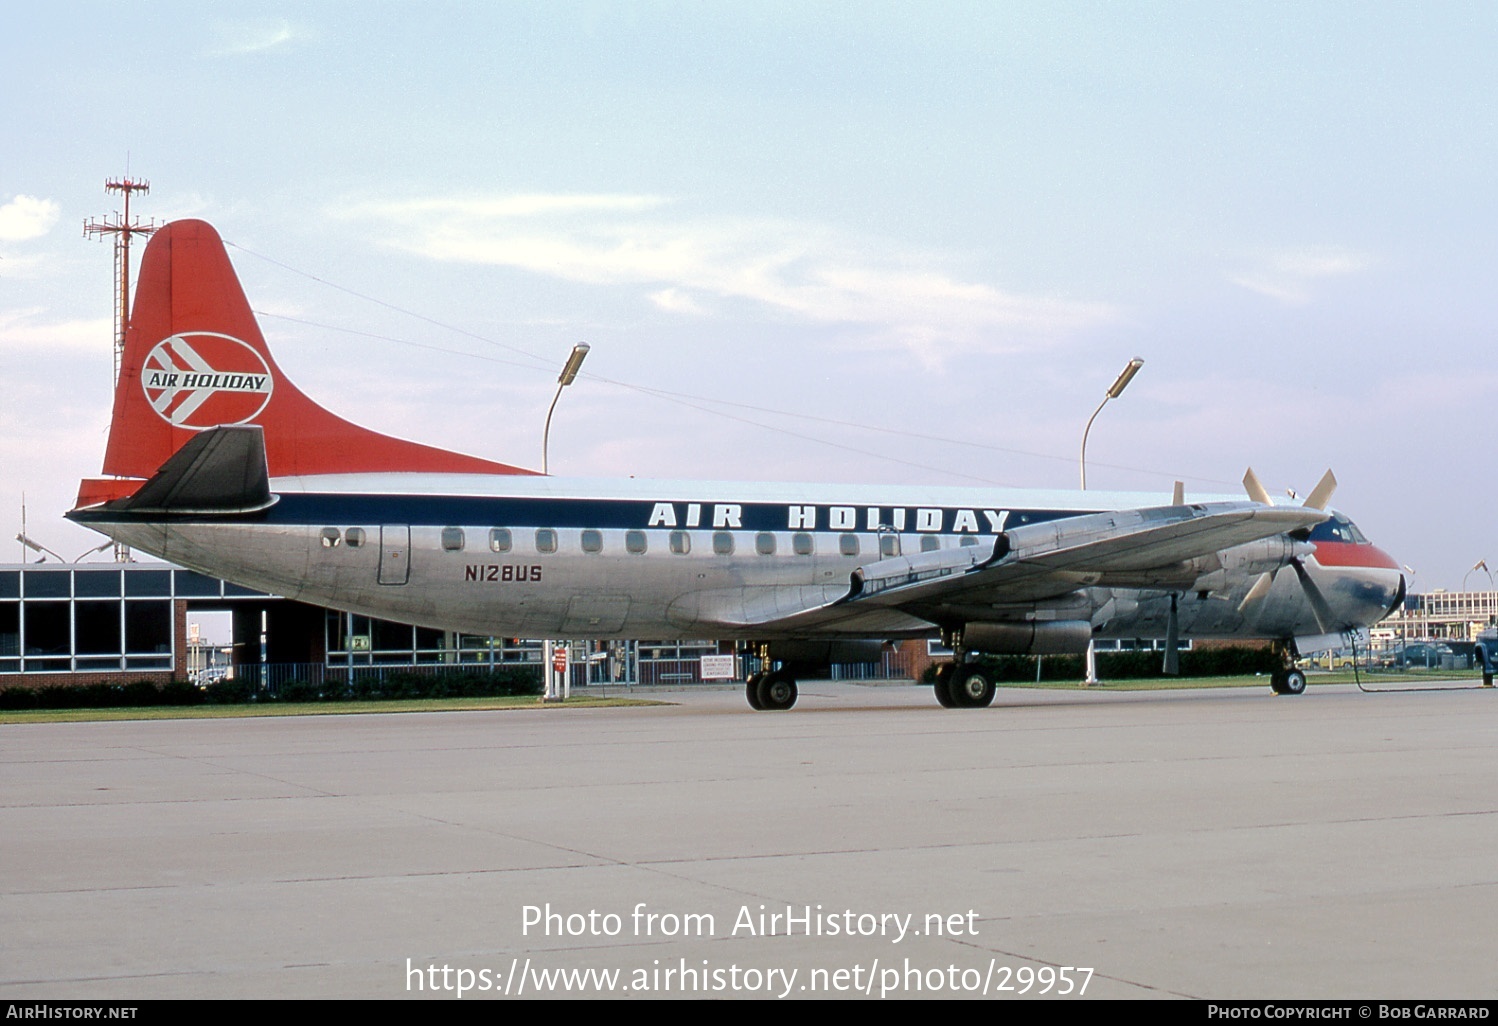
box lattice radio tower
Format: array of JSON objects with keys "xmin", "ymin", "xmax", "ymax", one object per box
[{"xmin": 83, "ymin": 177, "xmax": 157, "ymax": 386}]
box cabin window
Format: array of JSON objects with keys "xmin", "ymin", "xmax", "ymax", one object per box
[
  {"xmin": 879, "ymin": 534, "xmax": 901, "ymax": 557},
  {"xmin": 960, "ymin": 536, "xmax": 979, "ymax": 548},
  {"xmin": 755, "ymin": 532, "xmax": 776, "ymax": 555},
  {"xmin": 713, "ymin": 532, "xmax": 734, "ymax": 555},
  {"xmin": 581, "ymin": 529, "xmax": 603, "ymax": 553},
  {"xmin": 625, "ymin": 530, "xmax": 647, "ymax": 554},
  {"xmin": 839, "ymin": 534, "xmax": 859, "ymax": 557},
  {"xmin": 669, "ymin": 531, "xmax": 691, "ymax": 555},
  {"xmin": 920, "ymin": 535, "xmax": 940, "ymax": 552},
  {"xmin": 489, "ymin": 528, "xmax": 512, "ymax": 553},
  {"xmin": 320, "ymin": 528, "xmax": 341, "ymax": 549},
  {"xmin": 344, "ymin": 528, "xmax": 365, "ymax": 548},
  {"xmin": 536, "ymin": 528, "xmax": 558, "ymax": 554},
  {"xmin": 441, "ymin": 527, "xmax": 465, "ymax": 551},
  {"xmin": 792, "ymin": 532, "xmax": 813, "ymax": 555}
]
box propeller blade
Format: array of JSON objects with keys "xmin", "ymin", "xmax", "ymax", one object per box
[
  {"xmin": 1243, "ymin": 468, "xmax": 1272, "ymax": 506},
  {"xmin": 1238, "ymin": 570, "xmax": 1276, "ymax": 618},
  {"xmin": 1302, "ymin": 469, "xmax": 1337, "ymax": 511},
  {"xmin": 1163, "ymin": 593, "xmax": 1180, "ymax": 675},
  {"xmin": 1289, "ymin": 557, "xmax": 1336, "ymax": 634}
]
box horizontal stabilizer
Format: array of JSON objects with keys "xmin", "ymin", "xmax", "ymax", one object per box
[{"xmin": 109, "ymin": 426, "xmax": 274, "ymax": 514}]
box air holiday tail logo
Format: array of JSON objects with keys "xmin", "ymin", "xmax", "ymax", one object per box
[{"xmin": 141, "ymin": 333, "xmax": 274, "ymax": 429}]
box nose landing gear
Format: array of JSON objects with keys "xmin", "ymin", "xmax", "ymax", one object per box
[{"xmin": 1269, "ymin": 640, "xmax": 1307, "ymax": 695}]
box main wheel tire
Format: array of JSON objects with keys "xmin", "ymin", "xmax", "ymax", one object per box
[
  {"xmin": 745, "ymin": 673, "xmax": 765, "ymax": 710},
  {"xmin": 952, "ymin": 667, "xmax": 996, "ymax": 708},
  {"xmin": 1281, "ymin": 668, "xmax": 1307, "ymax": 695},
  {"xmin": 756, "ymin": 671, "xmax": 798, "ymax": 711},
  {"xmin": 1269, "ymin": 671, "xmax": 1288, "ymax": 695},
  {"xmin": 933, "ymin": 664, "xmax": 958, "ymax": 708}
]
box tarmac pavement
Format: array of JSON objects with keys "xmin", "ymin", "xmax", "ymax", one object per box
[{"xmin": 2, "ymin": 680, "xmax": 1495, "ymax": 1000}]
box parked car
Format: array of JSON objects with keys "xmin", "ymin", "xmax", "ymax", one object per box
[
  {"xmin": 1296, "ymin": 650, "xmax": 1358, "ymax": 670},
  {"xmin": 193, "ymin": 666, "xmax": 230, "ymax": 687},
  {"xmin": 1395, "ymin": 642, "xmax": 1453, "ymax": 668}
]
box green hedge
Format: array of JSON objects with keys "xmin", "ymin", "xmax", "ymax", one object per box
[{"xmin": 0, "ymin": 667, "xmax": 543, "ymax": 710}]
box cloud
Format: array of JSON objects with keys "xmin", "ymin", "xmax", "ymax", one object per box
[
  {"xmin": 205, "ymin": 18, "xmax": 298, "ymax": 56},
  {"xmin": 648, "ymin": 288, "xmax": 711, "ymax": 315},
  {"xmin": 1228, "ymin": 245, "xmax": 1374, "ymax": 305},
  {"xmin": 0, "ymin": 196, "xmax": 60, "ymax": 242},
  {"xmin": 0, "ymin": 309, "xmax": 112, "ymax": 354},
  {"xmin": 359, "ymin": 194, "xmax": 667, "ymax": 219},
  {"xmin": 339, "ymin": 193, "xmax": 1116, "ymax": 363}
]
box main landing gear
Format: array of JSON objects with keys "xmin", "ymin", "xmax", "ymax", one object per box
[
  {"xmin": 1268, "ymin": 640, "xmax": 1307, "ymax": 695},
  {"xmin": 745, "ymin": 670, "xmax": 798, "ymax": 711},
  {"xmin": 932, "ymin": 662, "xmax": 996, "ymax": 709},
  {"xmin": 930, "ymin": 629, "xmax": 996, "ymax": 709}
]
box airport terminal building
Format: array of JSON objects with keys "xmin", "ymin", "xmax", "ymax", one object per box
[{"xmin": 0, "ymin": 561, "xmax": 904, "ymax": 690}]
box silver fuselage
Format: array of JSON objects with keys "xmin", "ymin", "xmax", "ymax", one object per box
[{"xmin": 75, "ymin": 472, "xmax": 1404, "ymax": 648}]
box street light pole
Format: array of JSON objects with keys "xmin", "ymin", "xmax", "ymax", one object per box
[
  {"xmin": 1079, "ymin": 358, "xmax": 1144, "ymax": 490},
  {"xmin": 1078, "ymin": 358, "xmax": 1144, "ymax": 686},
  {"xmin": 1463, "ymin": 560, "xmax": 1493, "ymax": 635},
  {"xmin": 542, "ymin": 343, "xmax": 590, "ymax": 476},
  {"xmin": 540, "ymin": 343, "xmax": 590, "ymax": 704}
]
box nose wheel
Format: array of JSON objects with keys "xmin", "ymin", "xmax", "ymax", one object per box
[{"xmin": 1270, "ymin": 668, "xmax": 1307, "ymax": 695}]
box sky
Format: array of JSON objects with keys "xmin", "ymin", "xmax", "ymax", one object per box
[{"xmin": 1, "ymin": 2, "xmax": 1495, "ymax": 593}]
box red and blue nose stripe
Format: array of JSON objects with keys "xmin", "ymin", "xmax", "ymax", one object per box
[{"xmin": 1307, "ymin": 540, "xmax": 1400, "ymax": 572}]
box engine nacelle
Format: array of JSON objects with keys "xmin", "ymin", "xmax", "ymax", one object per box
[
  {"xmin": 1218, "ymin": 537, "xmax": 1316, "ymax": 575},
  {"xmin": 964, "ymin": 620, "xmax": 1093, "ymax": 655}
]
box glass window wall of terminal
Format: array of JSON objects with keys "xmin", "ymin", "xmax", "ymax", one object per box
[
  {"xmin": 324, "ymin": 610, "xmax": 544, "ymax": 668},
  {"xmin": 0, "ymin": 568, "xmax": 177, "ymax": 673}
]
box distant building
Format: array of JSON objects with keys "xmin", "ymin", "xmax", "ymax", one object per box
[{"xmin": 1374, "ymin": 589, "xmax": 1498, "ymax": 645}]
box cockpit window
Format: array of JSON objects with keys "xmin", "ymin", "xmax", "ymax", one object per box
[{"xmin": 1309, "ymin": 514, "xmax": 1368, "ymax": 545}]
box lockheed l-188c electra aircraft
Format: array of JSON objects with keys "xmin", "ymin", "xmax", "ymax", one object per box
[{"xmin": 69, "ymin": 219, "xmax": 1405, "ymax": 710}]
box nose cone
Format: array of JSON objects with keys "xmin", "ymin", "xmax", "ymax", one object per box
[{"xmin": 1307, "ymin": 540, "xmax": 1406, "ymax": 630}]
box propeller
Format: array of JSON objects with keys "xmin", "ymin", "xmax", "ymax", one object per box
[{"xmin": 1237, "ymin": 468, "xmax": 1338, "ymax": 631}]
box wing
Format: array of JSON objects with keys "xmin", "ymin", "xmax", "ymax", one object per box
[{"xmin": 686, "ymin": 501, "xmax": 1328, "ymax": 636}]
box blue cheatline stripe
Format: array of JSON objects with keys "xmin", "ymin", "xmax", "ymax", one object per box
[{"xmin": 75, "ymin": 491, "xmax": 1095, "ymax": 533}]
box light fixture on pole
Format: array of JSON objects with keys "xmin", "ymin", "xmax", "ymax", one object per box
[
  {"xmin": 542, "ymin": 343, "xmax": 590, "ymax": 476},
  {"xmin": 15, "ymin": 533, "xmax": 64, "ymax": 564},
  {"xmin": 1079, "ymin": 357, "xmax": 1144, "ymax": 490},
  {"xmin": 73, "ymin": 540, "xmax": 114, "ymax": 562},
  {"xmin": 1463, "ymin": 559, "xmax": 1492, "ymax": 592}
]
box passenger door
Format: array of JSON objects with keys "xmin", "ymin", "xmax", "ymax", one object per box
[{"xmin": 378, "ymin": 525, "xmax": 410, "ymax": 585}]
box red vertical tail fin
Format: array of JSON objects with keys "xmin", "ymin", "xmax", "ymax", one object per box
[{"xmin": 99, "ymin": 219, "xmax": 536, "ymax": 483}]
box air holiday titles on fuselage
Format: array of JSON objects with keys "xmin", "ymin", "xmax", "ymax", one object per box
[
  {"xmin": 646, "ymin": 502, "xmax": 1012, "ymax": 534},
  {"xmin": 264, "ymin": 493, "xmax": 1083, "ymax": 533},
  {"xmin": 143, "ymin": 370, "xmax": 271, "ymax": 392}
]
